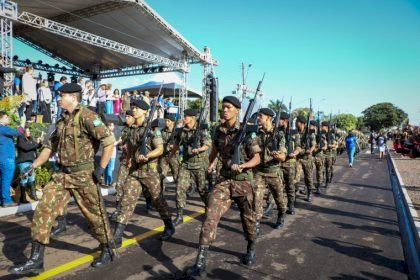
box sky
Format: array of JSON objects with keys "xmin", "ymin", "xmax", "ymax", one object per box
[{"xmin": 14, "ymin": 0, "xmax": 420, "ymax": 124}]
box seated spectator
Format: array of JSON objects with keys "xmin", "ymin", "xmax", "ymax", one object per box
[
  {"xmin": 16, "ymin": 127, "xmax": 40, "ymax": 202},
  {"xmin": 0, "ymin": 111, "xmax": 24, "ymax": 207}
]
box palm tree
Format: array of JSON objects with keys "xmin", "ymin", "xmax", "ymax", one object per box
[{"xmin": 268, "ymin": 99, "xmax": 287, "ymax": 113}]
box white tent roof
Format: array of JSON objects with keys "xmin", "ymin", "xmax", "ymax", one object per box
[{"xmin": 14, "ymin": 0, "xmax": 205, "ymax": 72}]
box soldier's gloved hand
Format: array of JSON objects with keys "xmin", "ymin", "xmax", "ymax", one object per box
[{"xmin": 92, "ymin": 166, "xmax": 105, "ymax": 183}]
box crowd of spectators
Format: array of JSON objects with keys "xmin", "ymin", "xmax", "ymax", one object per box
[{"xmin": 392, "ymin": 125, "xmax": 420, "ymax": 158}]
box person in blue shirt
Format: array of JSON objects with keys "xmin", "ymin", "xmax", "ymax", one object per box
[
  {"xmin": 0, "ymin": 111, "xmax": 24, "ymax": 207},
  {"xmin": 376, "ymin": 132, "xmax": 386, "ymax": 161},
  {"xmin": 345, "ymin": 130, "xmax": 358, "ymax": 167}
]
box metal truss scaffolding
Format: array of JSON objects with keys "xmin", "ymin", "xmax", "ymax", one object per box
[{"xmin": 0, "ymin": 0, "xmax": 16, "ymax": 96}]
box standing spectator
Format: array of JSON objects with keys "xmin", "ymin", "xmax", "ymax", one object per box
[
  {"xmin": 16, "ymin": 127, "xmax": 40, "ymax": 202},
  {"xmin": 369, "ymin": 132, "xmax": 375, "ymax": 155},
  {"xmin": 345, "ymin": 130, "xmax": 358, "ymax": 167},
  {"xmin": 97, "ymin": 83, "xmax": 106, "ymax": 115},
  {"xmin": 142, "ymin": 90, "xmax": 151, "ymax": 105},
  {"xmin": 105, "ymin": 84, "xmax": 113, "ymax": 114},
  {"xmin": 86, "ymin": 87, "xmax": 97, "ymax": 112},
  {"xmin": 0, "ymin": 111, "xmax": 24, "ymax": 207},
  {"xmin": 121, "ymin": 91, "xmax": 131, "ymax": 113},
  {"xmin": 377, "ymin": 132, "xmax": 386, "ymax": 161},
  {"xmin": 77, "ymin": 77, "xmax": 85, "ymax": 92},
  {"xmin": 13, "ymin": 68, "xmax": 24, "ymax": 95},
  {"xmin": 22, "ymin": 66, "xmax": 38, "ymax": 116},
  {"xmin": 0, "ymin": 56, "xmax": 17, "ymax": 97},
  {"xmin": 81, "ymin": 80, "xmax": 92, "ymax": 105},
  {"xmin": 54, "ymin": 76, "xmax": 67, "ymax": 117},
  {"xmin": 37, "ymin": 80, "xmax": 52, "ymax": 123},
  {"xmin": 112, "ymin": 89, "xmax": 121, "ymax": 115},
  {"xmin": 104, "ymin": 122, "xmax": 117, "ymax": 187},
  {"xmin": 165, "ymin": 96, "xmax": 174, "ymax": 111}
]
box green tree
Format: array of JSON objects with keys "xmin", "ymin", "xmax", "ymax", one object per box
[
  {"xmin": 268, "ymin": 99, "xmax": 287, "ymax": 113},
  {"xmin": 333, "ymin": 113, "xmax": 358, "ymax": 131},
  {"xmin": 362, "ymin": 102, "xmax": 408, "ymax": 131}
]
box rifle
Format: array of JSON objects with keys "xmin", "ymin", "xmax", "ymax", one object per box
[
  {"xmin": 232, "ymin": 73, "xmax": 265, "ymax": 165},
  {"xmin": 271, "ymin": 97, "xmax": 284, "ymax": 151},
  {"xmin": 317, "ymin": 111, "xmax": 323, "ymax": 150},
  {"xmin": 192, "ymin": 93, "xmax": 209, "ymax": 150},
  {"xmin": 303, "ymin": 98, "xmax": 312, "ymax": 151},
  {"xmin": 328, "ymin": 113, "xmax": 333, "ymax": 145},
  {"xmin": 286, "ymin": 98, "xmax": 293, "ymax": 154}
]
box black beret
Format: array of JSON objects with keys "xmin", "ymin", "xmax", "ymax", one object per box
[
  {"xmin": 280, "ymin": 112, "xmax": 290, "ymax": 119},
  {"xmin": 321, "ymin": 121, "xmax": 330, "ymax": 126},
  {"xmin": 296, "ymin": 115, "xmax": 307, "ymax": 124},
  {"xmin": 222, "ymin": 96, "xmax": 241, "ymax": 109},
  {"xmin": 259, "ymin": 108, "xmax": 275, "ymax": 117},
  {"xmin": 184, "ymin": 108, "xmax": 198, "ymax": 117},
  {"xmin": 164, "ymin": 113, "xmax": 176, "ymax": 122},
  {"xmin": 125, "ymin": 110, "xmax": 134, "ymax": 117},
  {"xmin": 310, "ymin": 120, "xmax": 318, "ymax": 126},
  {"xmin": 58, "ymin": 83, "xmax": 82, "ymax": 93},
  {"xmin": 131, "ymin": 99, "xmax": 150, "ymax": 110}
]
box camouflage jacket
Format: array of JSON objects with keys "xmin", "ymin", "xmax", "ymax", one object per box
[
  {"xmin": 126, "ymin": 122, "xmax": 163, "ymax": 166},
  {"xmin": 45, "ymin": 104, "xmax": 115, "ymax": 167},
  {"xmin": 257, "ymin": 127, "xmax": 287, "ymax": 167},
  {"xmin": 174, "ymin": 124, "xmax": 211, "ymax": 165},
  {"xmin": 297, "ymin": 130, "xmax": 316, "ymax": 156},
  {"xmin": 213, "ymin": 121, "xmax": 261, "ymax": 172}
]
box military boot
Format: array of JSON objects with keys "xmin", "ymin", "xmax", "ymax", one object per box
[
  {"xmin": 51, "ymin": 215, "xmax": 67, "ymax": 237},
  {"xmin": 255, "ymin": 220, "xmax": 261, "ymax": 236},
  {"xmin": 306, "ymin": 189, "xmax": 313, "ymax": 202},
  {"xmin": 8, "ymin": 241, "xmax": 45, "ymax": 275},
  {"xmin": 172, "ymin": 208, "xmax": 184, "ymax": 226},
  {"xmin": 145, "ymin": 197, "xmax": 153, "ymax": 214},
  {"xmin": 91, "ymin": 243, "xmax": 114, "ymax": 267},
  {"xmin": 112, "ymin": 222, "xmax": 126, "ymax": 248},
  {"xmin": 241, "ymin": 240, "xmax": 256, "ymax": 266},
  {"xmin": 109, "ymin": 201, "xmax": 121, "ymax": 222},
  {"xmin": 28, "ymin": 181, "xmax": 38, "ymax": 201},
  {"xmin": 314, "ymin": 183, "xmax": 321, "ymax": 194},
  {"xmin": 160, "ymin": 219, "xmax": 175, "ymax": 241},
  {"xmin": 286, "ymin": 202, "xmax": 295, "ymax": 215},
  {"xmin": 185, "ymin": 245, "xmax": 209, "ymax": 277},
  {"xmin": 262, "ymin": 202, "xmax": 274, "ymax": 219},
  {"xmin": 273, "ymin": 212, "xmax": 285, "ymax": 229}
]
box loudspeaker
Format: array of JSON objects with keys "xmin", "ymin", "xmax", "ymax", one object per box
[{"xmin": 100, "ymin": 113, "xmax": 125, "ymax": 126}]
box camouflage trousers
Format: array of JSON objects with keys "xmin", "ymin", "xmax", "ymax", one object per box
[
  {"xmin": 254, "ymin": 170, "xmax": 286, "ymax": 220},
  {"xmin": 324, "ymin": 155, "xmax": 334, "ymax": 182},
  {"xmin": 115, "ymin": 162, "xmax": 129, "ymax": 203},
  {"xmin": 313, "ymin": 155, "xmax": 325, "ymax": 186},
  {"xmin": 160, "ymin": 156, "xmax": 180, "ymax": 184},
  {"xmin": 176, "ymin": 165, "xmax": 208, "ymax": 208},
  {"xmin": 281, "ymin": 160, "xmax": 296, "ymax": 206},
  {"xmin": 298, "ymin": 156, "xmax": 314, "ymax": 190},
  {"xmin": 117, "ymin": 168, "xmax": 170, "ymax": 225},
  {"xmin": 31, "ymin": 170, "xmax": 112, "ymax": 245},
  {"xmin": 199, "ymin": 177, "xmax": 256, "ymax": 245}
]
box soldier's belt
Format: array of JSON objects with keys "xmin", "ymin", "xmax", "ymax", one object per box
[
  {"xmin": 59, "ymin": 162, "xmax": 94, "ymax": 174},
  {"xmin": 220, "ymin": 169, "xmax": 252, "ymax": 181},
  {"xmin": 139, "ymin": 162, "xmax": 158, "ymax": 172},
  {"xmin": 257, "ymin": 165, "xmax": 281, "ymax": 174}
]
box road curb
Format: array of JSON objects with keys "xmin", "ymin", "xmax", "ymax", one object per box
[
  {"xmin": 0, "ymin": 187, "xmax": 116, "ymax": 218},
  {"xmin": 387, "ymin": 148, "xmax": 420, "ymax": 280}
]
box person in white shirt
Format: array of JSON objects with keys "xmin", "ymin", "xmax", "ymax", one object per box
[
  {"xmin": 81, "ymin": 80, "xmax": 92, "ymax": 105},
  {"xmin": 37, "ymin": 80, "xmax": 52, "ymax": 122},
  {"xmin": 21, "ymin": 66, "xmax": 38, "ymax": 120},
  {"xmin": 86, "ymin": 87, "xmax": 97, "ymax": 111}
]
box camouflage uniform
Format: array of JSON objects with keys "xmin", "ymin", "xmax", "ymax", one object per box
[
  {"xmin": 254, "ymin": 127, "xmax": 287, "ymax": 220},
  {"xmin": 296, "ymin": 131, "xmax": 316, "ymax": 192},
  {"xmin": 115, "ymin": 126, "xmax": 131, "ymax": 204},
  {"xmin": 199, "ymin": 122, "xmax": 261, "ymax": 245},
  {"xmin": 31, "ymin": 104, "xmax": 115, "ymax": 245},
  {"xmin": 116, "ymin": 124, "xmax": 170, "ymax": 225},
  {"xmin": 324, "ymin": 131, "xmax": 337, "ymax": 183},
  {"xmin": 160, "ymin": 127, "xmax": 180, "ymax": 184},
  {"xmin": 282, "ymin": 128, "xmax": 299, "ymax": 207},
  {"xmin": 314, "ymin": 133, "xmax": 327, "ymax": 187},
  {"xmin": 174, "ymin": 125, "xmax": 211, "ymax": 208}
]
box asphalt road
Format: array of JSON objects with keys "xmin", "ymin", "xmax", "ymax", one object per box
[{"xmin": 0, "ymin": 152, "xmax": 408, "ymax": 280}]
